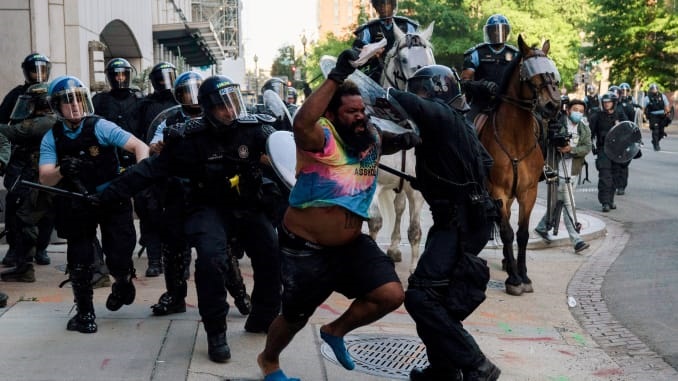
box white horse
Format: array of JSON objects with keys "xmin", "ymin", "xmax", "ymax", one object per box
[{"xmin": 368, "ymin": 22, "xmax": 435, "ymax": 272}]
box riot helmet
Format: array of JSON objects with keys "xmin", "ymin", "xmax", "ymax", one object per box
[
  {"xmin": 173, "ymin": 71, "xmax": 204, "ymax": 106},
  {"xmin": 560, "ymin": 94, "xmax": 570, "ymax": 112},
  {"xmin": 10, "ymin": 83, "xmax": 51, "ymax": 121},
  {"xmin": 608, "ymin": 85, "xmax": 620, "ymax": 98},
  {"xmin": 47, "ymin": 76, "xmax": 95, "ymax": 123},
  {"xmin": 261, "ymin": 78, "xmax": 288, "ymax": 102},
  {"xmin": 21, "ymin": 53, "xmax": 51, "ymax": 84},
  {"xmin": 407, "ymin": 65, "xmax": 469, "ymax": 112},
  {"xmin": 371, "ymin": 0, "xmax": 397, "ymax": 19},
  {"xmin": 287, "ymin": 87, "xmax": 298, "ymax": 104},
  {"xmin": 105, "ymin": 58, "xmax": 133, "ymax": 90},
  {"xmin": 648, "ymin": 83, "xmax": 659, "ymax": 95},
  {"xmin": 199, "ymin": 75, "xmax": 247, "ymax": 128},
  {"xmin": 586, "ymin": 84, "xmax": 597, "ymax": 96},
  {"xmin": 619, "ymin": 82, "xmax": 631, "ymax": 97},
  {"xmin": 149, "ymin": 62, "xmax": 177, "ymax": 92},
  {"xmin": 484, "ymin": 14, "xmax": 511, "ymax": 46}
]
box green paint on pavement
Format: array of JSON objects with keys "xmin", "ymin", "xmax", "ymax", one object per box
[
  {"xmin": 571, "ymin": 332, "xmax": 587, "ymax": 346},
  {"xmin": 498, "ymin": 322, "xmax": 513, "ymax": 333},
  {"xmin": 547, "ymin": 376, "xmax": 570, "ymax": 381}
]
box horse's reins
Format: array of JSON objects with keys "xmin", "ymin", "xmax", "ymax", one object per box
[{"xmin": 383, "ymin": 34, "xmax": 427, "ymax": 89}]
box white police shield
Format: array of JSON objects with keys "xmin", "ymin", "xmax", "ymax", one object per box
[{"xmin": 266, "ymin": 130, "xmax": 297, "ymax": 190}]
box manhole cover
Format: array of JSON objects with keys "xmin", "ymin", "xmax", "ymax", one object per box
[
  {"xmin": 321, "ymin": 334, "xmax": 428, "ymax": 379},
  {"xmin": 487, "ymin": 279, "xmax": 504, "ymax": 289}
]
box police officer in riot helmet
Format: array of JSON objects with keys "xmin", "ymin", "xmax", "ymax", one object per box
[
  {"xmin": 614, "ymin": 83, "xmax": 635, "ymax": 121},
  {"xmin": 0, "ymin": 83, "xmax": 56, "ymax": 281},
  {"xmin": 286, "ymin": 86, "xmax": 299, "ymax": 116},
  {"xmin": 38, "ymin": 75, "xmax": 149, "ymax": 334},
  {"xmin": 139, "ymin": 62, "xmax": 178, "ymax": 140},
  {"xmin": 643, "ymin": 83, "xmax": 671, "ymax": 151},
  {"xmin": 99, "ymin": 75, "xmax": 282, "ymax": 363},
  {"xmin": 353, "ymin": 0, "xmax": 418, "ymax": 82},
  {"xmin": 0, "ymin": 53, "xmax": 52, "ymax": 123},
  {"xmin": 461, "ymin": 14, "xmax": 519, "ymax": 122},
  {"xmin": 259, "ymin": 77, "xmax": 293, "ymax": 130},
  {"xmin": 584, "ymin": 84, "xmax": 601, "ymax": 118},
  {"xmin": 386, "ymin": 64, "xmax": 501, "ymax": 381},
  {"xmin": 588, "ymin": 91, "xmax": 629, "ymax": 212}
]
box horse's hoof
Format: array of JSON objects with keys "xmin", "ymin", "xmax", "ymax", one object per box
[
  {"xmin": 522, "ymin": 283, "xmax": 534, "ymax": 293},
  {"xmin": 387, "ymin": 249, "xmax": 402, "ymax": 262},
  {"xmin": 505, "ymin": 283, "xmax": 524, "ymax": 296}
]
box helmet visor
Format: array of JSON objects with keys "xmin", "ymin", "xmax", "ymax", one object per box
[
  {"xmin": 204, "ymin": 85, "xmax": 247, "ymax": 125},
  {"xmin": 174, "ymin": 79, "xmax": 202, "ymax": 106},
  {"xmin": 372, "ymin": 0, "xmax": 397, "ymax": 18},
  {"xmin": 50, "ymin": 87, "xmax": 95, "ymax": 121},
  {"xmin": 10, "ymin": 95, "xmax": 35, "ymax": 121},
  {"xmin": 107, "ymin": 68, "xmax": 131, "ymax": 89},
  {"xmin": 484, "ymin": 24, "xmax": 510, "ymax": 45},
  {"xmin": 152, "ymin": 69, "xmax": 176, "ymax": 92},
  {"xmin": 32, "ymin": 61, "xmax": 51, "ymax": 83}
]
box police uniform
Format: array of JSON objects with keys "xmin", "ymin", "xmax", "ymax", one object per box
[
  {"xmin": 584, "ymin": 94, "xmax": 601, "ymax": 118},
  {"xmin": 352, "ymin": 16, "xmax": 418, "ymax": 82},
  {"xmin": 462, "ymin": 42, "xmax": 519, "ymax": 119},
  {"xmin": 0, "ymin": 84, "xmax": 30, "ymax": 123},
  {"xmin": 389, "ymin": 89, "xmax": 497, "ymax": 376},
  {"xmin": 643, "ymin": 92, "xmax": 670, "ymax": 149},
  {"xmin": 92, "ymin": 88, "xmax": 145, "ymax": 167},
  {"xmin": 588, "ymin": 108, "xmax": 629, "ymax": 208},
  {"xmin": 101, "ymin": 113, "xmax": 282, "ymax": 336}
]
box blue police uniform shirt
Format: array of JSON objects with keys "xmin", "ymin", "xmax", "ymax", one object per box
[
  {"xmin": 149, "ymin": 110, "xmax": 195, "ymax": 144},
  {"xmin": 642, "ymin": 94, "xmax": 670, "ymax": 116},
  {"xmin": 359, "ymin": 20, "xmax": 416, "ymax": 45},
  {"xmin": 466, "ymin": 45, "xmax": 510, "ymax": 70},
  {"xmin": 39, "ymin": 118, "xmax": 133, "ymax": 166}
]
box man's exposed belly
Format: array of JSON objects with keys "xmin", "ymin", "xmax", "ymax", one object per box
[{"xmin": 283, "ymin": 205, "xmax": 364, "ymax": 246}]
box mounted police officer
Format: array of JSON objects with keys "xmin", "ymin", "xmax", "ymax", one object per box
[
  {"xmin": 0, "ymin": 83, "xmax": 56, "ymax": 282},
  {"xmin": 461, "ymin": 14, "xmax": 518, "ymax": 123},
  {"xmin": 589, "ymin": 91, "xmax": 629, "ymax": 212},
  {"xmin": 99, "ymin": 75, "xmax": 282, "ymax": 363},
  {"xmin": 0, "ymin": 53, "xmax": 51, "ymax": 123},
  {"xmin": 134, "ymin": 61, "xmax": 179, "ymax": 277},
  {"xmin": 584, "ymin": 84, "xmax": 601, "ymax": 119},
  {"xmin": 38, "ymin": 75, "xmax": 149, "ymax": 333},
  {"xmin": 353, "ymin": 0, "xmax": 418, "ymax": 82},
  {"xmin": 386, "ymin": 65, "xmax": 500, "ymax": 381},
  {"xmin": 643, "ymin": 83, "xmax": 671, "ymax": 151}
]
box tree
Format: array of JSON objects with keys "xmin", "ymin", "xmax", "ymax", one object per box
[
  {"xmin": 584, "ymin": 0, "xmax": 678, "ymax": 90},
  {"xmin": 271, "ymin": 45, "xmax": 296, "ymax": 82}
]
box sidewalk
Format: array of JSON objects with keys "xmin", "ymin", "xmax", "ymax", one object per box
[{"xmin": 0, "ymin": 203, "xmax": 675, "ymax": 380}]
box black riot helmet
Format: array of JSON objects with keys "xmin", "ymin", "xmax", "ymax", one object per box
[
  {"xmin": 601, "ymin": 92, "xmax": 616, "ymax": 110},
  {"xmin": 21, "ymin": 53, "xmax": 52, "ymax": 84},
  {"xmin": 407, "ymin": 65, "xmax": 469, "ymax": 112},
  {"xmin": 287, "ymin": 87, "xmax": 297, "ymax": 104},
  {"xmin": 105, "ymin": 58, "xmax": 133, "ymax": 90},
  {"xmin": 560, "ymin": 94, "xmax": 570, "ymax": 112},
  {"xmin": 371, "ymin": 0, "xmax": 397, "ymax": 19},
  {"xmin": 10, "ymin": 83, "xmax": 51, "ymax": 121},
  {"xmin": 261, "ymin": 78, "xmax": 288, "ymax": 101},
  {"xmin": 173, "ymin": 71, "xmax": 204, "ymax": 106},
  {"xmin": 149, "ymin": 62, "xmax": 177, "ymax": 92},
  {"xmin": 484, "ymin": 14, "xmax": 511, "ymax": 46},
  {"xmin": 198, "ymin": 75, "xmax": 247, "ymax": 129}
]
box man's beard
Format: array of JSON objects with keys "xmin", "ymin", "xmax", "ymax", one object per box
[{"xmin": 336, "ymin": 119, "xmax": 373, "ymax": 153}]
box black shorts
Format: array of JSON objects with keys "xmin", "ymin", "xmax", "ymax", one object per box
[{"xmin": 279, "ymin": 224, "xmax": 400, "ymax": 323}]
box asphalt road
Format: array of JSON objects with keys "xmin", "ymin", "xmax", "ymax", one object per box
[{"xmin": 574, "ymin": 125, "xmax": 678, "ymax": 370}]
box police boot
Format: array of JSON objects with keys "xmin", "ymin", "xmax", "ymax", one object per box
[
  {"xmin": 34, "ymin": 248, "xmax": 51, "ymax": 265},
  {"xmin": 91, "ymin": 239, "xmax": 111, "ymax": 288},
  {"xmin": 145, "ymin": 257, "xmax": 163, "ymax": 277},
  {"xmin": 462, "ymin": 357, "xmax": 501, "ymax": 381},
  {"xmin": 151, "ymin": 247, "xmax": 187, "ymax": 316},
  {"xmin": 410, "ymin": 365, "xmax": 462, "ymax": 381},
  {"xmin": 66, "ymin": 265, "xmax": 97, "ymax": 334},
  {"xmin": 205, "ymin": 320, "xmax": 231, "ymax": 363},
  {"xmin": 1, "ymin": 263, "xmax": 36, "ymax": 282},
  {"xmin": 182, "ymin": 249, "xmax": 192, "ymax": 280},
  {"xmin": 224, "ymin": 251, "xmax": 251, "ymax": 315},
  {"xmin": 1, "ymin": 247, "xmax": 17, "ymax": 267},
  {"xmin": 106, "ymin": 269, "xmax": 136, "ymax": 311}
]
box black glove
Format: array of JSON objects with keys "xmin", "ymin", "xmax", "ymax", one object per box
[
  {"xmin": 328, "ymin": 48, "xmax": 360, "ymax": 84},
  {"xmin": 395, "ymin": 132, "xmax": 422, "ymax": 150},
  {"xmin": 60, "ymin": 156, "xmax": 85, "ymax": 178},
  {"xmin": 478, "ymin": 80, "xmax": 498, "ymax": 96},
  {"xmin": 464, "ymin": 80, "xmax": 498, "ymax": 97}
]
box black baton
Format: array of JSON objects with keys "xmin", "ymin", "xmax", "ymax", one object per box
[
  {"xmin": 378, "ymin": 163, "xmax": 417, "ymax": 183},
  {"xmin": 20, "ymin": 180, "xmax": 90, "ymax": 201}
]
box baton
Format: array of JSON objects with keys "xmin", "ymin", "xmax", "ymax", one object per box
[
  {"xmin": 20, "ymin": 180, "xmax": 90, "ymax": 201},
  {"xmin": 378, "ymin": 163, "xmax": 417, "ymax": 183}
]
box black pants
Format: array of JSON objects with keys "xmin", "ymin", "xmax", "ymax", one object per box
[
  {"xmin": 6, "ymin": 185, "xmax": 54, "ymax": 265},
  {"xmin": 134, "ymin": 188, "xmax": 163, "ymax": 263},
  {"xmin": 595, "ymin": 153, "xmax": 615, "ymax": 205},
  {"xmin": 404, "ymin": 208, "xmax": 488, "ymax": 371},
  {"xmin": 649, "ymin": 115, "xmax": 667, "ymax": 145},
  {"xmin": 612, "ymin": 161, "xmax": 629, "ymax": 192}
]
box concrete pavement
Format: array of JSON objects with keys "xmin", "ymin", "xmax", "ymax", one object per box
[{"xmin": 0, "ymin": 202, "xmax": 677, "ymax": 381}]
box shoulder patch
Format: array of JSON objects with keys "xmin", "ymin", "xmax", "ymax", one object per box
[
  {"xmin": 394, "ymin": 16, "xmax": 419, "ymax": 28},
  {"xmin": 183, "ymin": 118, "xmax": 208, "ymax": 135},
  {"xmin": 261, "ymin": 123, "xmax": 277, "ymax": 137},
  {"xmin": 237, "ymin": 114, "xmax": 260, "ymax": 124},
  {"xmin": 255, "ymin": 113, "xmax": 276, "ymax": 124},
  {"xmin": 505, "ymin": 44, "xmax": 519, "ymax": 53}
]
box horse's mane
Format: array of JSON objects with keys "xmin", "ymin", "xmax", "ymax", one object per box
[{"xmin": 497, "ymin": 51, "xmax": 522, "ymax": 96}]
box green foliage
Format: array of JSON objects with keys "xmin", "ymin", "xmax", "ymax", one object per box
[
  {"xmin": 304, "ymin": 33, "xmax": 355, "ymax": 89},
  {"xmin": 585, "ymin": 0, "xmax": 678, "ymax": 90}
]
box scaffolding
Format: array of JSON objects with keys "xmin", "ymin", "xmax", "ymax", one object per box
[{"xmin": 192, "ymin": 0, "xmax": 241, "ymax": 58}]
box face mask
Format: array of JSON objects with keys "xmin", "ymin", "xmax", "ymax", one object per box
[{"xmin": 569, "ymin": 111, "xmax": 583, "ymax": 123}]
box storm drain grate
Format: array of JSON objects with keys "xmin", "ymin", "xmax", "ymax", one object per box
[
  {"xmin": 487, "ymin": 279, "xmax": 505, "ymax": 289},
  {"xmin": 321, "ymin": 334, "xmax": 428, "ymax": 379}
]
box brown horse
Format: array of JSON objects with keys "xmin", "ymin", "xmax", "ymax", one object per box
[{"xmin": 478, "ymin": 35, "xmax": 561, "ymax": 296}]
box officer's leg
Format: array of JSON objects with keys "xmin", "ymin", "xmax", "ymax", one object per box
[
  {"xmin": 99, "ymin": 200, "xmax": 137, "ymax": 311},
  {"xmin": 134, "ymin": 190, "xmax": 164, "ymax": 277},
  {"xmin": 612, "ymin": 161, "xmax": 629, "ymax": 196},
  {"xmin": 34, "ymin": 204, "xmax": 56, "ymax": 265},
  {"xmin": 595, "ymin": 155, "xmax": 614, "ymax": 210},
  {"xmin": 224, "ymin": 235, "xmax": 251, "ymax": 315},
  {"xmin": 650, "ymin": 118, "xmax": 661, "ymax": 150},
  {"xmin": 184, "ymin": 206, "xmax": 231, "ymax": 363},
  {"xmin": 1, "ymin": 191, "xmax": 20, "ymax": 267},
  {"xmin": 64, "ymin": 222, "xmax": 98, "ymax": 333},
  {"xmin": 234, "ymin": 210, "xmax": 281, "ymax": 333},
  {"xmin": 1, "ymin": 192, "xmax": 37, "ymax": 282}
]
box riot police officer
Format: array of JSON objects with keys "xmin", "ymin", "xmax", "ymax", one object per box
[
  {"xmin": 461, "ymin": 14, "xmax": 518, "ymax": 122},
  {"xmin": 99, "ymin": 75, "xmax": 282, "ymax": 363},
  {"xmin": 0, "ymin": 53, "xmax": 51, "ymax": 123},
  {"xmin": 387, "ymin": 65, "xmax": 500, "ymax": 381},
  {"xmin": 584, "ymin": 84, "xmax": 601, "ymax": 119},
  {"xmin": 589, "ymin": 92, "xmax": 629, "ymax": 212},
  {"xmin": 643, "ymin": 83, "xmax": 670, "ymax": 151},
  {"xmin": 353, "ymin": 0, "xmax": 418, "ymax": 82},
  {"xmin": 135, "ymin": 61, "xmax": 179, "ymax": 277},
  {"xmin": 38, "ymin": 75, "xmax": 149, "ymax": 333},
  {"xmin": 259, "ymin": 77, "xmax": 293, "ymax": 131},
  {"xmin": 0, "ymin": 84, "xmax": 57, "ymax": 282},
  {"xmin": 286, "ymin": 86, "xmax": 299, "ymax": 116}
]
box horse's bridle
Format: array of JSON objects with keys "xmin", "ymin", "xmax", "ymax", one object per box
[
  {"xmin": 500, "ymin": 52, "xmax": 560, "ymax": 114},
  {"xmin": 383, "ymin": 34, "xmax": 429, "ymax": 89}
]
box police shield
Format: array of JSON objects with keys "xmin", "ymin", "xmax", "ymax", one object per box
[
  {"xmin": 266, "ymin": 130, "xmax": 297, "ymax": 190},
  {"xmin": 603, "ymin": 121, "xmax": 642, "ymax": 163},
  {"xmin": 146, "ymin": 105, "xmax": 182, "ymax": 144},
  {"xmin": 319, "ymin": 55, "xmax": 418, "ymax": 135},
  {"xmin": 263, "ymin": 89, "xmax": 293, "ymax": 127}
]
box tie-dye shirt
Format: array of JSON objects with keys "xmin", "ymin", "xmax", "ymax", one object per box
[{"xmin": 289, "ymin": 117, "xmax": 380, "ymax": 219}]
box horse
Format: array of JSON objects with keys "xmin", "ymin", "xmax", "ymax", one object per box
[
  {"xmin": 367, "ymin": 22, "xmax": 435, "ymax": 272},
  {"xmin": 477, "ymin": 35, "xmax": 561, "ymax": 296}
]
